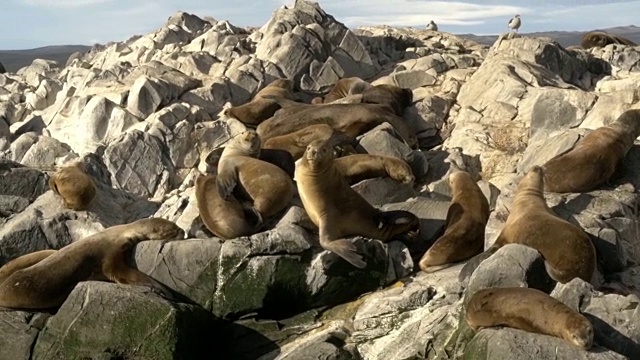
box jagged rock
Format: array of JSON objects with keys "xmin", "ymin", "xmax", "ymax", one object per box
[
  {"xmin": 255, "ymin": 0, "xmax": 378, "ymax": 92},
  {"xmin": 0, "ymin": 311, "xmax": 50, "ymax": 360},
  {"xmin": 17, "ymin": 59, "xmax": 60, "ymax": 87},
  {"xmin": 103, "ymin": 130, "xmax": 175, "ymax": 199},
  {"xmin": 0, "ymin": 160, "xmax": 49, "ymax": 201},
  {"xmin": 133, "ymin": 224, "xmax": 412, "ymax": 320},
  {"xmin": 45, "ymin": 95, "xmax": 141, "ymax": 155},
  {"xmin": 352, "ymin": 178, "xmax": 417, "ymax": 205},
  {"xmin": 31, "ymin": 282, "xmax": 220, "ymax": 360},
  {"xmin": 10, "ymin": 133, "xmax": 76, "ymax": 168}
]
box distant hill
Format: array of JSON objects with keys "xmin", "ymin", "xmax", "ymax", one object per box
[
  {"xmin": 458, "ymin": 25, "xmax": 640, "ymax": 47},
  {"xmin": 0, "ymin": 45, "xmax": 91, "ymax": 73}
]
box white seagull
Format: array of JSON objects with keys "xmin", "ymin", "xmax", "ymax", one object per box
[
  {"xmin": 508, "ymin": 14, "xmax": 521, "ymax": 32},
  {"xmin": 426, "ymin": 20, "xmax": 438, "ymax": 31}
]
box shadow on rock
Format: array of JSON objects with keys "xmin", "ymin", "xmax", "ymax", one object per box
[{"xmin": 585, "ymin": 313, "xmax": 640, "ymax": 359}]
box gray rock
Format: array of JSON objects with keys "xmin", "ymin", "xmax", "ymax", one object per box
[
  {"xmin": 32, "ymin": 281, "xmax": 220, "ymax": 360},
  {"xmin": 0, "ymin": 311, "xmax": 50, "ymax": 360},
  {"xmin": 352, "ymin": 178, "xmax": 417, "ymax": 206},
  {"xmin": 103, "ymin": 130, "xmax": 175, "ymax": 199},
  {"xmin": 0, "ymin": 160, "xmax": 49, "ymax": 200}
]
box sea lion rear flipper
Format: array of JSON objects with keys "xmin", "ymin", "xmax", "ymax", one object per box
[
  {"xmin": 216, "ymin": 169, "xmax": 238, "ymax": 201},
  {"xmin": 322, "ymin": 239, "xmax": 367, "ymax": 269},
  {"xmin": 260, "ymin": 95, "xmax": 300, "ymax": 109},
  {"xmin": 458, "ymin": 245, "xmax": 500, "ymax": 282}
]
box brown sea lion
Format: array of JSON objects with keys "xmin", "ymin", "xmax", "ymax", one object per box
[
  {"xmin": 195, "ymin": 174, "xmax": 260, "ymax": 240},
  {"xmin": 223, "ymin": 78, "xmax": 294, "ymax": 125},
  {"xmin": 313, "ymin": 77, "xmax": 372, "ymax": 104},
  {"xmin": 581, "ymin": 31, "xmax": 637, "ymax": 49},
  {"xmin": 419, "ymin": 171, "xmax": 489, "ymax": 272},
  {"xmin": 206, "ymin": 145, "xmax": 296, "ymax": 179},
  {"xmin": 542, "ymin": 109, "xmax": 640, "ymax": 193},
  {"xmin": 466, "ymin": 287, "xmax": 594, "ymax": 349},
  {"xmin": 263, "ymin": 124, "xmax": 355, "ymax": 160},
  {"xmin": 217, "ymin": 130, "xmax": 295, "ymax": 223},
  {"xmin": 49, "ymin": 161, "xmax": 96, "ymax": 211},
  {"xmin": 460, "ymin": 166, "xmax": 596, "ymax": 284},
  {"xmin": 295, "ymin": 139, "xmax": 420, "ymax": 268},
  {"xmin": 0, "ymin": 218, "xmax": 184, "ymax": 309},
  {"xmin": 256, "ymin": 98, "xmax": 418, "ymax": 149},
  {"xmin": 197, "ymin": 148, "xmax": 262, "ymax": 239}
]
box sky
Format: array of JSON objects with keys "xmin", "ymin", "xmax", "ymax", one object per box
[{"xmin": 0, "ymin": 0, "xmax": 638, "ymax": 50}]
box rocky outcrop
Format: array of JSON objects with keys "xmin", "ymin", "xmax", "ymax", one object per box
[{"xmin": 0, "ymin": 0, "xmax": 639, "ymax": 359}]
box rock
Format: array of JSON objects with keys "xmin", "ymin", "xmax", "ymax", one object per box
[
  {"xmin": 103, "ymin": 130, "xmax": 175, "ymax": 199},
  {"xmin": 0, "ymin": 311, "xmax": 50, "ymax": 360},
  {"xmin": 0, "ymin": 161, "xmax": 49, "ymax": 201},
  {"xmin": 352, "ymin": 178, "xmax": 417, "ymax": 206},
  {"xmin": 31, "ymin": 281, "xmax": 220, "ymax": 360}
]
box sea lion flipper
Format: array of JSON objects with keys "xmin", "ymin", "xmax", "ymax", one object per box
[
  {"xmin": 115, "ymin": 268, "xmax": 176, "ymax": 302},
  {"xmin": 259, "ymin": 95, "xmax": 300, "ymax": 109},
  {"xmin": 216, "ymin": 169, "xmax": 237, "ymax": 200},
  {"xmin": 319, "ymin": 234, "xmax": 367, "ymax": 269}
]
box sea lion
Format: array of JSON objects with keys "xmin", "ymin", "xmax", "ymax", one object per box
[
  {"xmin": 217, "ymin": 130, "xmax": 295, "ymax": 223},
  {"xmin": 419, "ymin": 171, "xmax": 489, "ymax": 272},
  {"xmin": 206, "ymin": 146, "xmax": 296, "ymax": 179},
  {"xmin": 49, "ymin": 161, "xmax": 96, "ymax": 211},
  {"xmin": 256, "ymin": 99, "xmax": 418, "ymax": 149},
  {"xmin": 198, "ymin": 148, "xmax": 262, "ymax": 239},
  {"xmin": 312, "ymin": 77, "xmax": 372, "ymax": 104},
  {"xmin": 460, "ymin": 166, "xmax": 596, "ymax": 284},
  {"xmin": 263, "ymin": 124, "xmax": 355, "ymax": 160},
  {"xmin": 542, "ymin": 109, "xmax": 640, "ymax": 193},
  {"xmin": 466, "ymin": 287, "xmax": 594, "ymax": 349},
  {"xmin": 295, "ymin": 139, "xmax": 420, "ymax": 268},
  {"xmin": 581, "ymin": 31, "xmax": 637, "ymax": 49},
  {"xmin": 0, "ymin": 218, "xmax": 184, "ymax": 309},
  {"xmin": 223, "ymin": 78, "xmax": 294, "ymax": 126},
  {"xmin": 195, "ymin": 173, "xmax": 260, "ymax": 239}
]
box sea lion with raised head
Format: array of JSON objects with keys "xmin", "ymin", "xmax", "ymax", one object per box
[
  {"xmin": 49, "ymin": 161, "xmax": 96, "ymax": 211},
  {"xmin": 419, "ymin": 170, "xmax": 489, "ymax": 272},
  {"xmin": 0, "ymin": 218, "xmax": 184, "ymax": 310},
  {"xmin": 466, "ymin": 287, "xmax": 594, "ymax": 349},
  {"xmin": 263, "ymin": 124, "xmax": 355, "ymax": 160},
  {"xmin": 223, "ymin": 78, "xmax": 294, "ymax": 126},
  {"xmin": 460, "ymin": 166, "xmax": 596, "ymax": 284},
  {"xmin": 581, "ymin": 31, "xmax": 637, "ymax": 49},
  {"xmin": 295, "ymin": 139, "xmax": 420, "ymax": 268},
  {"xmin": 217, "ymin": 130, "xmax": 295, "ymax": 223},
  {"xmin": 311, "ymin": 77, "xmax": 372, "ymax": 104},
  {"xmin": 542, "ymin": 109, "xmax": 640, "ymax": 193}
]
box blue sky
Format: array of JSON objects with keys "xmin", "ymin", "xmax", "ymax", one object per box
[{"xmin": 1, "ymin": 0, "xmax": 638, "ymax": 50}]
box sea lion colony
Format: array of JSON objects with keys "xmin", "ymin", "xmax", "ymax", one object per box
[{"xmin": 3, "ymin": 74, "xmax": 640, "ymax": 351}]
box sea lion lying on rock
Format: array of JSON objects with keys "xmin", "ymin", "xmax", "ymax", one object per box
[{"xmin": 0, "ymin": 218, "xmax": 184, "ymax": 310}]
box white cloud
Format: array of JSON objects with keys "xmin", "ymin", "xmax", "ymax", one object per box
[{"xmin": 22, "ymin": 0, "xmax": 113, "ymax": 7}]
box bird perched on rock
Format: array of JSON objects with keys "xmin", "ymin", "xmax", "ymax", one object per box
[
  {"xmin": 426, "ymin": 20, "xmax": 438, "ymax": 31},
  {"xmin": 508, "ymin": 15, "xmax": 521, "ymax": 32}
]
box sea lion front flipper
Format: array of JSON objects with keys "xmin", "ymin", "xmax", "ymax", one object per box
[
  {"xmin": 322, "ymin": 238, "xmax": 367, "ymax": 269},
  {"xmin": 115, "ymin": 268, "xmax": 176, "ymax": 302},
  {"xmin": 318, "ymin": 223, "xmax": 366, "ymax": 268},
  {"xmin": 216, "ymin": 168, "xmax": 238, "ymax": 201},
  {"xmin": 260, "ymin": 95, "xmax": 302, "ymax": 109}
]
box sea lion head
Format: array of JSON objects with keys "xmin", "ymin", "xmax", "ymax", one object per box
[
  {"xmin": 362, "ymin": 84, "xmax": 413, "ymax": 116},
  {"xmin": 267, "ymin": 78, "xmax": 293, "ymax": 92},
  {"xmin": 204, "ymin": 147, "xmax": 225, "ymax": 172},
  {"xmin": 518, "ymin": 165, "xmax": 544, "ymax": 193},
  {"xmin": 304, "ymin": 140, "xmax": 335, "ymax": 172},
  {"xmin": 612, "ymin": 109, "xmax": 640, "ymax": 137},
  {"xmin": 563, "ymin": 315, "xmax": 594, "ymax": 349},
  {"xmin": 136, "ymin": 218, "xmax": 185, "ymax": 240},
  {"xmin": 448, "ymin": 170, "xmax": 473, "ymax": 191},
  {"xmin": 227, "ymin": 130, "xmax": 262, "ymax": 157}
]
